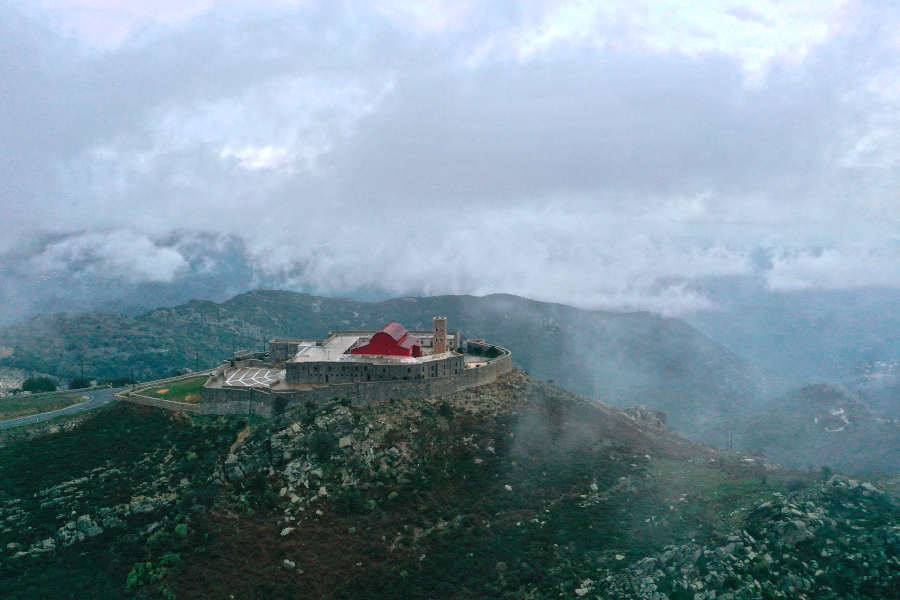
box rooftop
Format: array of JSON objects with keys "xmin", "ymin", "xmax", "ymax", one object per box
[{"xmin": 290, "ymin": 334, "xmax": 362, "ymax": 362}]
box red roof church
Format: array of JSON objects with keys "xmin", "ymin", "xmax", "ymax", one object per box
[{"xmin": 351, "ymin": 323, "xmax": 422, "ymax": 357}]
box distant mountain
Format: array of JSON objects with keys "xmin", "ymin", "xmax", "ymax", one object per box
[
  {"xmin": 733, "ymin": 384, "xmax": 899, "ymax": 473},
  {"xmin": 0, "ymin": 290, "xmax": 764, "ymax": 440},
  {"xmin": 686, "ymin": 282, "xmax": 900, "ymax": 392},
  {"xmin": 846, "ymin": 359, "xmax": 900, "ymax": 419}
]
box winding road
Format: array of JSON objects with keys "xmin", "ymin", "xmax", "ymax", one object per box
[{"xmin": 0, "ymin": 387, "xmax": 124, "ymax": 431}]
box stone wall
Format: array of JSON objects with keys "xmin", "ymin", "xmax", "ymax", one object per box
[
  {"xmin": 202, "ymin": 346, "xmax": 512, "ymax": 416},
  {"xmin": 125, "ymin": 345, "xmax": 511, "ymax": 417},
  {"xmin": 285, "ymin": 353, "xmax": 465, "ymax": 385},
  {"xmin": 270, "ymin": 340, "xmax": 302, "ymax": 363},
  {"xmin": 123, "ymin": 393, "xmax": 203, "ymax": 413},
  {"xmin": 118, "ymin": 370, "xmax": 214, "ymax": 414}
]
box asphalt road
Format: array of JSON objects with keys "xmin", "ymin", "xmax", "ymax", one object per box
[{"xmin": 0, "ymin": 387, "xmax": 124, "ymax": 431}]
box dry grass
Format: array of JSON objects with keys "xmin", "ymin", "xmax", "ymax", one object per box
[
  {"xmin": 140, "ymin": 376, "xmax": 207, "ymax": 404},
  {"xmin": 0, "ymin": 392, "xmax": 82, "ymax": 420}
]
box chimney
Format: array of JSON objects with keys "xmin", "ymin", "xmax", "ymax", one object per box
[{"xmin": 433, "ymin": 316, "xmax": 448, "ymax": 354}]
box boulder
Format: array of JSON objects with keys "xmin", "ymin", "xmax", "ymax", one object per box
[
  {"xmin": 129, "ymin": 495, "xmax": 158, "ymax": 514},
  {"xmin": 76, "ymin": 514, "xmax": 103, "ymax": 537}
]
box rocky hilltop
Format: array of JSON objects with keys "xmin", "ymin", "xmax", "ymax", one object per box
[{"xmin": 2, "ymin": 370, "xmax": 895, "ymax": 599}]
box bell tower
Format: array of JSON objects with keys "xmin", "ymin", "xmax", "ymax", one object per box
[{"xmin": 433, "ymin": 316, "xmax": 448, "ymax": 354}]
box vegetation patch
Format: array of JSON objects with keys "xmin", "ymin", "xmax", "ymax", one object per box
[
  {"xmin": 139, "ymin": 376, "xmax": 207, "ymax": 404},
  {"xmin": 0, "ymin": 392, "xmax": 82, "ymax": 421},
  {"xmin": 0, "ymin": 403, "xmax": 247, "ymax": 599}
]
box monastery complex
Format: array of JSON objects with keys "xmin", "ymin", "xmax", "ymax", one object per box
[{"xmin": 191, "ymin": 317, "xmax": 512, "ymax": 416}]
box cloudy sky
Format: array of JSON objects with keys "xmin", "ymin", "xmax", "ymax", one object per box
[{"xmin": 2, "ymin": 0, "xmax": 899, "ymax": 322}]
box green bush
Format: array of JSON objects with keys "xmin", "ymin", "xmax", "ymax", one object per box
[
  {"xmin": 148, "ymin": 530, "xmax": 172, "ymax": 550},
  {"xmin": 68, "ymin": 376, "xmax": 92, "ymax": 390},
  {"xmin": 22, "ymin": 376, "xmax": 56, "ymax": 393},
  {"xmin": 309, "ymin": 430, "xmax": 337, "ymax": 461},
  {"xmin": 105, "ymin": 376, "xmax": 134, "ymax": 387},
  {"xmin": 333, "ymin": 487, "xmax": 367, "ymax": 515}
]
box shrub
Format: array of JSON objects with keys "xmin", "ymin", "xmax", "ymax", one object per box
[
  {"xmin": 68, "ymin": 376, "xmax": 92, "ymax": 390},
  {"xmin": 786, "ymin": 478, "xmax": 808, "ymax": 492},
  {"xmin": 333, "ymin": 488, "xmax": 367, "ymax": 515},
  {"xmin": 437, "ymin": 401, "xmax": 454, "ymax": 419},
  {"xmin": 309, "ymin": 430, "xmax": 337, "ymax": 461},
  {"xmin": 22, "ymin": 376, "xmax": 56, "ymax": 393},
  {"xmin": 302, "ymin": 399, "xmax": 317, "ymax": 425},
  {"xmin": 148, "ymin": 530, "xmax": 172, "ymax": 550}
]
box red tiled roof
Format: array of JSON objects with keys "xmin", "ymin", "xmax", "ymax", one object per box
[
  {"xmin": 397, "ymin": 334, "xmax": 421, "ymax": 349},
  {"xmin": 381, "ymin": 322, "xmax": 408, "ymax": 341}
]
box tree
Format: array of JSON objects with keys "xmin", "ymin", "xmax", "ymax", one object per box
[
  {"xmin": 68, "ymin": 376, "xmax": 92, "ymax": 390},
  {"xmin": 22, "ymin": 376, "xmax": 56, "ymax": 393}
]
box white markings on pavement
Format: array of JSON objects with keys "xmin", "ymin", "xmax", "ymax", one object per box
[{"xmin": 224, "ymin": 367, "xmax": 284, "ymax": 388}]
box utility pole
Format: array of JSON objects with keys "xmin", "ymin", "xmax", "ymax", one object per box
[{"xmin": 195, "ymin": 351, "xmax": 199, "ymax": 372}]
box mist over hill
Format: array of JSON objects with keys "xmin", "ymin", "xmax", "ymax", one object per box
[
  {"xmin": 4, "ymin": 290, "xmax": 897, "ymax": 473},
  {"xmin": 729, "ymin": 384, "xmax": 899, "ymax": 474},
  {"xmin": 685, "ymin": 283, "xmax": 900, "ymax": 393},
  {"xmin": 0, "ymin": 290, "xmax": 763, "ymax": 440}
]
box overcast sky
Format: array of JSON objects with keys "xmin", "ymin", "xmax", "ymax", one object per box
[{"xmin": 2, "ymin": 0, "xmax": 899, "ymax": 321}]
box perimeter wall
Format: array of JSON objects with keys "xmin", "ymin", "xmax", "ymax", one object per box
[
  {"xmin": 121, "ymin": 346, "xmax": 512, "ymax": 418},
  {"xmin": 200, "ymin": 346, "xmax": 512, "ymax": 417}
]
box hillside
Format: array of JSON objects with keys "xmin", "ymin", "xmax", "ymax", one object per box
[
  {"xmin": 1, "ymin": 371, "xmax": 896, "ymax": 599},
  {"xmin": 686, "ymin": 285, "xmax": 900, "ymax": 391},
  {"xmin": 848, "ymin": 359, "xmax": 900, "ymax": 419},
  {"xmin": 0, "ymin": 290, "xmax": 763, "ymax": 440},
  {"xmin": 732, "ymin": 384, "xmax": 900, "ymax": 474}
]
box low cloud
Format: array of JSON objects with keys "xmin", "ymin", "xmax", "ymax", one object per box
[
  {"xmin": 1, "ymin": 1, "xmax": 900, "ymax": 323},
  {"xmin": 30, "ymin": 231, "xmax": 188, "ymax": 283},
  {"xmin": 766, "ymin": 245, "xmax": 900, "ymax": 292}
]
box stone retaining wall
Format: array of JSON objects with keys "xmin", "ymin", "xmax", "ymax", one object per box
[
  {"xmin": 124, "ymin": 347, "xmax": 512, "ymax": 418},
  {"xmin": 203, "ymin": 346, "xmax": 512, "ymax": 416},
  {"xmin": 123, "ymin": 393, "xmax": 203, "ymax": 413},
  {"xmin": 118, "ymin": 370, "xmax": 214, "ymax": 414}
]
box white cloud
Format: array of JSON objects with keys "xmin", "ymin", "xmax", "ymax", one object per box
[
  {"xmin": 485, "ymin": 0, "xmax": 850, "ymax": 80},
  {"xmin": 220, "ymin": 145, "xmax": 294, "ymax": 171},
  {"xmin": 30, "ymin": 231, "xmax": 188, "ymax": 283},
  {"xmin": 35, "ymin": 0, "xmax": 215, "ymax": 47},
  {"xmin": 2, "ymin": 0, "xmax": 900, "ymax": 322},
  {"xmin": 766, "ymin": 244, "xmax": 900, "ymax": 292}
]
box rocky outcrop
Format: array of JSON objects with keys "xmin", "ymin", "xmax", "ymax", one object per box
[
  {"xmin": 624, "ymin": 406, "xmax": 667, "ymax": 430},
  {"xmin": 600, "ymin": 476, "xmax": 899, "ymax": 600}
]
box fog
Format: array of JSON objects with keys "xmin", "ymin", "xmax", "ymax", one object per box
[{"xmin": 1, "ymin": 1, "xmax": 899, "ymax": 326}]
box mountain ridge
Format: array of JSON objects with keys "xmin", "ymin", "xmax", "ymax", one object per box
[{"xmin": 0, "ymin": 290, "xmax": 764, "ymax": 440}]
